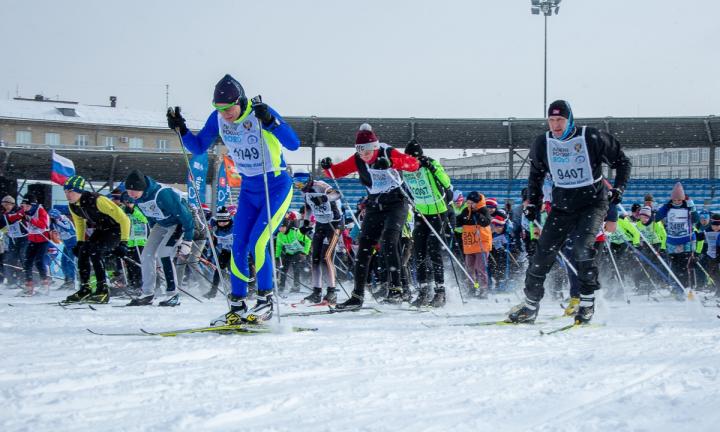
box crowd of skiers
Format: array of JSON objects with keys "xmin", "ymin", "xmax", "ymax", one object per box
[{"xmin": 3, "ymin": 75, "xmax": 716, "ymax": 328}]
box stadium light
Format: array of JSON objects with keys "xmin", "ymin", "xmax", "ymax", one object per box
[{"xmin": 530, "ymin": 0, "xmax": 562, "ymax": 115}]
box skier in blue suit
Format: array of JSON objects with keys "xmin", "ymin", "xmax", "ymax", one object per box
[{"xmin": 168, "ymin": 74, "xmax": 300, "ymax": 325}]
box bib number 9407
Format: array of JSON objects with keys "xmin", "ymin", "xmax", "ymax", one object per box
[{"xmin": 556, "ymin": 168, "xmax": 584, "ymax": 180}]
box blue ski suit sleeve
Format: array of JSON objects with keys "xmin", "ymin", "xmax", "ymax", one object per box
[
  {"xmin": 181, "ymin": 111, "xmax": 220, "ymax": 155},
  {"xmin": 263, "ymin": 106, "xmax": 300, "ymax": 151},
  {"xmin": 155, "ymin": 189, "xmax": 195, "ymax": 241}
]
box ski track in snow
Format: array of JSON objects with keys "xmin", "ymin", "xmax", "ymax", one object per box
[{"xmin": 1, "ymin": 288, "xmax": 719, "ymax": 432}]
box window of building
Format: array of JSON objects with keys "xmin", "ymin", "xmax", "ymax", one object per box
[
  {"xmin": 104, "ymin": 136, "xmax": 116, "ymax": 150},
  {"xmin": 660, "ymin": 153, "xmax": 669, "ymax": 165},
  {"xmin": 671, "ymin": 151, "xmax": 679, "ymax": 165},
  {"xmin": 16, "ymin": 130, "xmax": 32, "ymax": 144},
  {"xmin": 641, "ymin": 155, "xmax": 650, "ymax": 166},
  {"xmin": 45, "ymin": 132, "xmax": 60, "ymax": 146},
  {"xmin": 129, "ymin": 137, "xmax": 144, "ymax": 149},
  {"xmin": 680, "ymin": 150, "xmax": 690, "ymax": 164},
  {"xmin": 75, "ymin": 135, "xmax": 88, "ymax": 147},
  {"xmin": 701, "ymin": 148, "xmax": 709, "ymax": 162},
  {"xmin": 691, "ymin": 149, "xmax": 700, "ymax": 163},
  {"xmin": 651, "ymin": 154, "xmax": 659, "ymax": 166},
  {"xmin": 156, "ymin": 139, "xmax": 168, "ymax": 151}
]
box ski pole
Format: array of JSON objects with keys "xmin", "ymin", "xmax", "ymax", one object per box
[
  {"xmin": 172, "ymin": 121, "xmax": 231, "ymax": 309},
  {"xmin": 603, "ymin": 238, "xmax": 630, "ymax": 304},
  {"xmin": 252, "ymin": 95, "xmax": 282, "ymax": 323}
]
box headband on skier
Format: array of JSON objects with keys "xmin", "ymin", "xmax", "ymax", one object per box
[{"xmin": 355, "ymin": 123, "xmax": 379, "ymax": 153}]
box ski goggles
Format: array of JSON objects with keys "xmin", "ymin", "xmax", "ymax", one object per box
[
  {"xmin": 355, "ymin": 142, "xmax": 378, "ymax": 153},
  {"xmin": 212, "ymin": 99, "xmax": 240, "ymax": 112}
]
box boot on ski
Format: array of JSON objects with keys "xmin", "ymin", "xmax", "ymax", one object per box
[
  {"xmin": 304, "ymin": 287, "xmax": 323, "ymax": 304},
  {"xmin": 126, "ymin": 294, "xmax": 154, "ymax": 306},
  {"xmin": 86, "ymin": 283, "xmax": 109, "ymax": 304},
  {"xmin": 65, "ymin": 284, "xmax": 92, "ymax": 303},
  {"xmin": 564, "ymin": 297, "xmax": 580, "ymax": 316},
  {"xmin": 430, "ymin": 288, "xmax": 446, "ymax": 308},
  {"xmin": 372, "ymin": 283, "xmax": 388, "ymax": 300},
  {"xmin": 211, "ymin": 294, "xmax": 249, "ymax": 326},
  {"xmin": 242, "ymin": 290, "xmax": 274, "ymax": 323},
  {"xmin": 382, "ymin": 286, "xmax": 404, "ymax": 304},
  {"xmin": 158, "ymin": 291, "xmax": 180, "ymax": 307},
  {"xmin": 203, "ymin": 287, "xmax": 218, "ymax": 299},
  {"xmin": 336, "ymin": 292, "xmax": 364, "ymax": 310},
  {"xmin": 401, "ymin": 286, "xmax": 412, "ymax": 303},
  {"xmin": 410, "ymin": 283, "xmax": 431, "ymax": 308},
  {"xmin": 507, "ymin": 298, "xmax": 539, "ymax": 323},
  {"xmin": 574, "ymin": 295, "xmax": 595, "ymax": 324},
  {"xmin": 59, "ymin": 279, "xmax": 75, "ymax": 290},
  {"xmin": 322, "ymin": 287, "xmax": 337, "ymax": 306},
  {"xmin": 22, "ymin": 281, "xmax": 35, "ymax": 296}
]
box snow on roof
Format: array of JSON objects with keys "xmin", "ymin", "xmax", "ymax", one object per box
[{"xmin": 0, "ymin": 99, "xmax": 205, "ymax": 130}]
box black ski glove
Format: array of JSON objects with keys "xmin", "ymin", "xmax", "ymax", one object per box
[
  {"xmin": 113, "ymin": 241, "xmax": 129, "ymax": 258},
  {"xmin": 253, "ymin": 102, "xmax": 275, "ymax": 128},
  {"xmin": 523, "ymin": 204, "xmax": 538, "ymax": 223},
  {"xmin": 320, "ymin": 157, "xmax": 333, "ymax": 170},
  {"xmin": 418, "ymin": 156, "xmax": 433, "ymax": 170},
  {"xmin": 373, "ymin": 156, "xmax": 391, "ymax": 170},
  {"xmin": 310, "ymin": 195, "xmax": 328, "ymax": 206},
  {"xmin": 166, "ymin": 106, "xmax": 188, "ymax": 135},
  {"xmin": 608, "ymin": 187, "xmax": 624, "ymax": 205}
]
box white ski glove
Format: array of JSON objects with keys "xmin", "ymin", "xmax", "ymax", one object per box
[{"xmin": 178, "ymin": 240, "xmax": 193, "ymax": 257}]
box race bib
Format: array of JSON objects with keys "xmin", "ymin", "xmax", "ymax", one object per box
[{"xmin": 546, "ymin": 127, "xmax": 594, "ymax": 188}]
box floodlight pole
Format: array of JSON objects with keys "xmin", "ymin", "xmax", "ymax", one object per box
[{"xmin": 543, "ymin": 14, "xmax": 548, "ymax": 116}]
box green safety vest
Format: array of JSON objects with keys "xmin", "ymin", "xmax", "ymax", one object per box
[{"xmin": 403, "ymin": 160, "xmax": 451, "ymax": 215}]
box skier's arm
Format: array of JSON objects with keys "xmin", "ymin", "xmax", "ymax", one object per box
[
  {"xmin": 430, "ymin": 160, "xmax": 452, "ymax": 189},
  {"xmin": 526, "ymin": 135, "xmax": 548, "ymax": 207},
  {"xmin": 156, "ymin": 190, "xmax": 194, "ymax": 241},
  {"xmin": 620, "ymin": 217, "xmax": 641, "ymax": 246},
  {"xmin": 264, "ymin": 106, "xmax": 300, "ymax": 151},
  {"xmin": 69, "ymin": 207, "xmax": 86, "ymax": 242},
  {"xmin": 655, "ymin": 204, "xmax": 670, "ymax": 221},
  {"xmin": 597, "ymin": 130, "xmax": 631, "ymax": 190},
  {"xmin": 323, "ymin": 154, "xmax": 358, "ymax": 178},
  {"xmin": 655, "ymin": 222, "xmax": 667, "ymax": 251},
  {"xmin": 180, "ymin": 111, "xmax": 220, "ymax": 155},
  {"xmin": 388, "ymin": 148, "xmax": 420, "ymax": 172},
  {"xmin": 275, "ymin": 234, "xmax": 284, "ymax": 258},
  {"xmin": 315, "ymin": 181, "xmax": 341, "ymax": 202},
  {"xmin": 96, "ymin": 196, "xmax": 131, "ymax": 242}
]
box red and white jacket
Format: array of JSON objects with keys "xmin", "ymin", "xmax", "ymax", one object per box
[{"xmin": 7, "ymin": 205, "xmax": 49, "ymax": 243}]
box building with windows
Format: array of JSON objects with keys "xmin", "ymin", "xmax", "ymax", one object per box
[{"xmin": 0, "ymin": 96, "xmax": 203, "ymax": 152}]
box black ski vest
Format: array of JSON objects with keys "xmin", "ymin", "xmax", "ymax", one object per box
[{"xmin": 69, "ymin": 192, "xmax": 120, "ymax": 231}]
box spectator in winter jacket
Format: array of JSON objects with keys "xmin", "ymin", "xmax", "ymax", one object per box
[
  {"xmin": 456, "ymin": 191, "xmax": 492, "ymax": 298},
  {"xmin": 6, "ymin": 195, "xmax": 50, "ymax": 295},
  {"xmin": 2, "ymin": 195, "xmax": 28, "ymax": 288}
]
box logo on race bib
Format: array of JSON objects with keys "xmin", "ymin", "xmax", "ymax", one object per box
[
  {"xmin": 574, "ymin": 143, "xmax": 582, "ymax": 153},
  {"xmin": 242, "ymin": 120, "xmax": 253, "ymax": 130}
]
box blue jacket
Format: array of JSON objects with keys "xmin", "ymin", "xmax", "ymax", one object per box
[
  {"xmin": 655, "ymin": 201, "xmax": 699, "ymax": 246},
  {"xmin": 180, "ymin": 104, "xmax": 300, "ymax": 174},
  {"xmin": 134, "ymin": 176, "xmax": 195, "ymax": 241}
]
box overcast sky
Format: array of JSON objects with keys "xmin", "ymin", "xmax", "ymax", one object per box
[{"xmin": 2, "ymin": 0, "xmax": 718, "ymax": 163}]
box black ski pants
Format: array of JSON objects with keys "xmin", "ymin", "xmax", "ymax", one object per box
[
  {"xmin": 354, "ymin": 201, "xmax": 408, "ymax": 296},
  {"xmin": 413, "ymin": 213, "xmax": 445, "ymax": 286},
  {"xmin": 278, "ymin": 252, "xmax": 304, "ymax": 291},
  {"xmin": 24, "ymin": 241, "xmax": 49, "ymax": 282},
  {"xmin": 78, "ymin": 228, "xmax": 120, "ymax": 292},
  {"xmin": 525, "ymin": 201, "xmax": 608, "ymax": 302}
]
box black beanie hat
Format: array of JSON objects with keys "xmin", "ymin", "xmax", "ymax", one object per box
[
  {"xmin": 213, "ymin": 74, "xmax": 246, "ymax": 105},
  {"xmin": 547, "ymin": 100, "xmax": 572, "ymax": 119},
  {"xmin": 404, "ymin": 138, "xmax": 423, "ymax": 158},
  {"xmin": 125, "ymin": 169, "xmax": 147, "ymax": 191},
  {"xmin": 22, "ymin": 195, "xmax": 37, "ymax": 205}
]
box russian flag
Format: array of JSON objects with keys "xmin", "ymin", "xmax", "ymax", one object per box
[{"xmin": 51, "ymin": 151, "xmax": 76, "ymax": 186}]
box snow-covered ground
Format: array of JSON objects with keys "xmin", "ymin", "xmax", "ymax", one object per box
[{"xmin": 1, "ymin": 286, "xmax": 719, "ymax": 432}]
